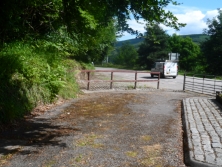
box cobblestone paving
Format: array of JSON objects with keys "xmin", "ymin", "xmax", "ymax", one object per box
[{"xmin": 183, "ymin": 98, "xmax": 222, "ymax": 166}]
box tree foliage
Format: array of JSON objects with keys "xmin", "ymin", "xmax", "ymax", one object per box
[
  {"xmin": 112, "ymin": 42, "xmax": 138, "ymax": 67},
  {"xmin": 62, "ymin": 0, "xmax": 185, "ymax": 36},
  {"xmin": 0, "ymin": 0, "xmax": 185, "ymax": 62},
  {"xmin": 0, "ymin": 0, "xmax": 184, "ymax": 42},
  {"xmin": 168, "ymin": 34, "xmax": 201, "ymax": 71},
  {"xmin": 137, "ymin": 25, "xmax": 201, "ymax": 71},
  {"xmin": 0, "ymin": 0, "xmax": 63, "ymax": 42},
  {"xmin": 138, "ymin": 24, "xmax": 170, "ymax": 69},
  {"xmin": 201, "ymin": 9, "xmax": 222, "ymax": 74}
]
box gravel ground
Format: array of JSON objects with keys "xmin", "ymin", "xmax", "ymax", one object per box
[{"xmin": 0, "ymin": 90, "xmax": 206, "ymax": 167}]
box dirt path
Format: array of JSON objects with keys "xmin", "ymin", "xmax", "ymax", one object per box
[{"xmin": 0, "ymin": 90, "xmax": 202, "ymax": 167}]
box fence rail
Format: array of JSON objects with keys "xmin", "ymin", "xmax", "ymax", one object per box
[
  {"xmin": 183, "ymin": 73, "xmax": 222, "ymax": 95},
  {"xmin": 80, "ymin": 70, "xmax": 160, "ymax": 90}
]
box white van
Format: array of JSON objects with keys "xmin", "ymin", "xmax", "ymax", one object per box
[{"xmin": 150, "ymin": 61, "xmax": 178, "ymax": 78}]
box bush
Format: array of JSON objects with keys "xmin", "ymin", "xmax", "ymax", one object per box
[{"xmin": 0, "ymin": 41, "xmax": 82, "ymax": 123}]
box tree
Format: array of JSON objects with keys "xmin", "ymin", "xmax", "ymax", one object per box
[
  {"xmin": 113, "ymin": 42, "xmax": 138, "ymax": 67},
  {"xmin": 137, "ymin": 24, "xmax": 170, "ymax": 69},
  {"xmin": 0, "ymin": 0, "xmax": 185, "ymax": 64},
  {"xmin": 71, "ymin": 20, "xmax": 117, "ymax": 62},
  {"xmin": 201, "ymin": 9, "xmax": 222, "ymax": 74},
  {"xmin": 62, "ymin": 0, "xmax": 185, "ymax": 35},
  {"xmin": 168, "ymin": 34, "xmax": 201, "ymax": 72},
  {"xmin": 0, "ymin": 0, "xmax": 63, "ymax": 43},
  {"xmin": 0, "ymin": 0, "xmax": 185, "ymax": 44}
]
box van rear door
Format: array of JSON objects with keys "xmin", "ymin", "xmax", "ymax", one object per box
[{"xmin": 164, "ymin": 62, "xmax": 177, "ymax": 77}]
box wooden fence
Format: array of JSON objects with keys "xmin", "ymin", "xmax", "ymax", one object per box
[{"xmin": 80, "ymin": 70, "xmax": 160, "ymax": 90}]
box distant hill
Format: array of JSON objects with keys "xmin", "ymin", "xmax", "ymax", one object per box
[
  {"xmin": 180, "ymin": 34, "xmax": 209, "ymax": 44},
  {"xmin": 115, "ymin": 38, "xmax": 144, "ymax": 48},
  {"xmin": 116, "ymin": 34, "xmax": 209, "ymax": 48}
]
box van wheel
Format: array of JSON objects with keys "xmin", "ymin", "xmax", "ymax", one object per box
[{"xmin": 173, "ymin": 76, "xmax": 176, "ymax": 79}]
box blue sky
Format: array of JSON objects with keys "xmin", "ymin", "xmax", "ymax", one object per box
[{"xmin": 118, "ymin": 0, "xmax": 221, "ymax": 41}]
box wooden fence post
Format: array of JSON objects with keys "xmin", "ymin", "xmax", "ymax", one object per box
[
  {"xmin": 87, "ymin": 71, "xmax": 90, "ymax": 90},
  {"xmin": 157, "ymin": 72, "xmax": 160, "ymax": 89},
  {"xmin": 134, "ymin": 72, "xmax": 137, "ymax": 89},
  {"xmin": 183, "ymin": 73, "xmax": 186, "ymax": 91},
  {"xmin": 110, "ymin": 72, "xmax": 113, "ymax": 89}
]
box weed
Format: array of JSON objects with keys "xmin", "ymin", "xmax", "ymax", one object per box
[
  {"xmin": 75, "ymin": 155, "xmax": 83, "ymax": 162},
  {"xmin": 126, "ymin": 151, "xmax": 138, "ymax": 158},
  {"xmin": 75, "ymin": 133, "xmax": 103, "ymax": 148},
  {"xmin": 43, "ymin": 160, "xmax": 56, "ymax": 167},
  {"xmin": 71, "ymin": 153, "xmax": 90, "ymax": 166},
  {"xmin": 127, "ymin": 85, "xmax": 135, "ymax": 89},
  {"xmin": 141, "ymin": 135, "xmax": 152, "ymax": 142},
  {"xmin": 139, "ymin": 144, "xmax": 163, "ymax": 166}
]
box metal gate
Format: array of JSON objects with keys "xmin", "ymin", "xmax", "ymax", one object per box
[
  {"xmin": 183, "ymin": 73, "xmax": 222, "ymax": 95},
  {"xmin": 79, "ymin": 70, "xmax": 160, "ymax": 90}
]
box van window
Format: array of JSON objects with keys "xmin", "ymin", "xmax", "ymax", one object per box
[{"xmin": 156, "ymin": 63, "xmax": 163, "ymax": 68}]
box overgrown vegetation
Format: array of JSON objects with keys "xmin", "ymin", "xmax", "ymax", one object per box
[{"xmin": 0, "ymin": 40, "xmax": 86, "ymax": 123}]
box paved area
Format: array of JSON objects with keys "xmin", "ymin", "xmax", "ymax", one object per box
[{"xmin": 183, "ymin": 98, "xmax": 222, "ymax": 167}]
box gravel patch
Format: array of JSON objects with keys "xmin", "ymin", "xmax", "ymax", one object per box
[{"xmin": 0, "ymin": 90, "xmax": 203, "ymax": 167}]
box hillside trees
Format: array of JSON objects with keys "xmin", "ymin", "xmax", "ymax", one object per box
[
  {"xmin": 137, "ymin": 24, "xmax": 170, "ymax": 69},
  {"xmin": 201, "ymin": 9, "xmax": 222, "ymax": 74},
  {"xmin": 137, "ymin": 26, "xmax": 201, "ymax": 71},
  {"xmin": 112, "ymin": 42, "xmax": 138, "ymax": 67}
]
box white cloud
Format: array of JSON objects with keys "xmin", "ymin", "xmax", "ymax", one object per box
[
  {"xmin": 164, "ymin": 10, "xmax": 208, "ymax": 35},
  {"xmin": 118, "ymin": 7, "xmax": 220, "ymax": 41},
  {"xmin": 166, "ymin": 4, "xmax": 200, "ymax": 14},
  {"xmin": 127, "ymin": 19, "xmax": 146, "ymax": 32},
  {"xmin": 204, "ymin": 10, "xmax": 218, "ymax": 21},
  {"xmin": 176, "ymin": 11, "xmax": 205, "ymax": 24},
  {"xmin": 117, "ymin": 19, "xmax": 146, "ymax": 41},
  {"xmin": 165, "ymin": 9, "xmax": 219, "ymax": 35}
]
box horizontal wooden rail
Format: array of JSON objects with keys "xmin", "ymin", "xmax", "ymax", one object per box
[{"xmin": 80, "ymin": 70, "xmax": 160, "ymax": 90}]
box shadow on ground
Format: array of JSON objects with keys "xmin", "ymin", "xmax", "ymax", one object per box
[{"xmin": 0, "ymin": 117, "xmax": 80, "ymax": 156}]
